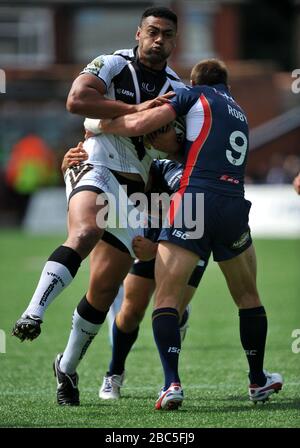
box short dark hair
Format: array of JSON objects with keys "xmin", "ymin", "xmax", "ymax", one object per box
[
  {"xmin": 191, "ymin": 59, "xmax": 228, "ymax": 87},
  {"xmin": 140, "ymin": 6, "xmax": 177, "ymax": 28}
]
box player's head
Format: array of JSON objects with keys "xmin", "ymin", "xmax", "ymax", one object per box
[
  {"xmin": 190, "ymin": 59, "xmax": 228, "ymax": 87},
  {"xmin": 136, "ymin": 7, "xmax": 177, "ymax": 68}
]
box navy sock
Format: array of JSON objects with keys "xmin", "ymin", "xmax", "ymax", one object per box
[
  {"xmin": 239, "ymin": 306, "xmax": 268, "ymax": 386},
  {"xmin": 152, "ymin": 307, "xmax": 181, "ymax": 389},
  {"xmin": 108, "ymin": 321, "xmax": 139, "ymax": 375}
]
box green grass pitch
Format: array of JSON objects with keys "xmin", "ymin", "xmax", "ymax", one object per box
[{"xmin": 0, "ymin": 231, "xmax": 299, "ymax": 428}]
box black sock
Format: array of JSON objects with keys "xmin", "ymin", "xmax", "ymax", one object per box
[
  {"xmin": 239, "ymin": 306, "xmax": 267, "ymax": 386},
  {"xmin": 108, "ymin": 321, "xmax": 139, "ymax": 375},
  {"xmin": 152, "ymin": 307, "xmax": 181, "ymax": 390},
  {"xmin": 77, "ymin": 295, "xmax": 108, "ymax": 324},
  {"xmin": 48, "ymin": 245, "xmax": 82, "ymax": 278}
]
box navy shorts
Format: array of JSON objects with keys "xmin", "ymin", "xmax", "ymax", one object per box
[
  {"xmin": 130, "ymin": 259, "xmax": 206, "ymax": 288},
  {"xmin": 159, "ymin": 187, "xmax": 252, "ymax": 263}
]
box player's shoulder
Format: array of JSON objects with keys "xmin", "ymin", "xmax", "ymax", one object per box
[
  {"xmin": 97, "ymin": 49, "xmax": 134, "ymax": 66},
  {"xmin": 172, "ymin": 85, "xmax": 194, "ymax": 103},
  {"xmin": 165, "ymin": 65, "xmax": 181, "ymax": 81},
  {"xmin": 113, "ymin": 48, "xmax": 135, "ymax": 60},
  {"xmin": 174, "ymin": 85, "xmax": 191, "ymax": 95},
  {"xmin": 197, "ymin": 83, "xmax": 232, "ymax": 100},
  {"xmin": 176, "ymin": 85, "xmax": 216, "ymax": 102},
  {"xmin": 165, "ymin": 66, "xmax": 185, "ymax": 88},
  {"xmin": 83, "ymin": 49, "xmax": 133, "ymax": 73}
]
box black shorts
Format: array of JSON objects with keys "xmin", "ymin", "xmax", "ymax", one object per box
[{"xmin": 159, "ymin": 188, "xmax": 252, "ymax": 263}]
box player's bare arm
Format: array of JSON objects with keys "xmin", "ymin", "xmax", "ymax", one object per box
[
  {"xmin": 67, "ymin": 74, "xmax": 139, "ymax": 119},
  {"xmin": 67, "ymin": 74, "xmax": 174, "ymax": 120},
  {"xmin": 84, "ymin": 91, "xmax": 175, "ymax": 135},
  {"xmin": 100, "ymin": 103, "xmax": 176, "ymax": 143}
]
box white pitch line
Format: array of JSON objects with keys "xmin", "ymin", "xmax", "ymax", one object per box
[{"xmin": 1, "ymin": 382, "xmax": 299, "ymax": 396}]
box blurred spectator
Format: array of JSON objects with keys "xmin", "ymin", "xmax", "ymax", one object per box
[
  {"xmin": 293, "ymin": 172, "xmax": 300, "ymax": 195},
  {"xmin": 5, "ymin": 134, "xmax": 58, "ymax": 194},
  {"xmin": 282, "ymin": 155, "xmax": 300, "ymax": 183},
  {"xmin": 265, "ymin": 153, "xmax": 288, "ymax": 184},
  {"xmin": 2, "ymin": 134, "xmax": 59, "ymax": 224},
  {"xmin": 265, "ymin": 153, "xmax": 300, "ymax": 185}
]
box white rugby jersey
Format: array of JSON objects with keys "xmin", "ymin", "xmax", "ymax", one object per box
[{"xmin": 81, "ymin": 47, "xmax": 185, "ymax": 184}]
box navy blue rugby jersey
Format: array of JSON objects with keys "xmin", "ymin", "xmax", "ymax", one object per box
[
  {"xmin": 150, "ymin": 159, "xmax": 183, "ymax": 194},
  {"xmin": 145, "ymin": 159, "xmax": 183, "ymax": 241},
  {"xmin": 169, "ymin": 84, "xmax": 249, "ymax": 197}
]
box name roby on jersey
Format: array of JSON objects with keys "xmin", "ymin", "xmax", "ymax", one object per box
[{"xmin": 170, "ymin": 84, "xmax": 249, "ymax": 197}]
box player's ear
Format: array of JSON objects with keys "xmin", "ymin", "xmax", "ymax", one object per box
[
  {"xmin": 190, "ymin": 79, "xmax": 195, "ymax": 86},
  {"xmin": 136, "ymin": 27, "xmax": 141, "ymax": 41}
]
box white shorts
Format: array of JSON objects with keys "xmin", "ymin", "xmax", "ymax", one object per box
[{"xmin": 64, "ymin": 164, "xmax": 145, "ymax": 258}]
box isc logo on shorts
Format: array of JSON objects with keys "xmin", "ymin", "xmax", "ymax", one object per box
[{"xmin": 172, "ymin": 230, "xmax": 190, "ymax": 240}]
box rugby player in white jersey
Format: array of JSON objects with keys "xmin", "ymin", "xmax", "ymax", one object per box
[{"xmin": 12, "ymin": 6, "xmax": 185, "ymax": 406}]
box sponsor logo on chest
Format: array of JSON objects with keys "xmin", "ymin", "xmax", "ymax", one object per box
[{"xmin": 116, "ymin": 88, "xmax": 135, "ymax": 98}]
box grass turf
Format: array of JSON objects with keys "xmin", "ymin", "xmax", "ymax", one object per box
[{"xmin": 0, "ymin": 231, "xmax": 299, "ymax": 428}]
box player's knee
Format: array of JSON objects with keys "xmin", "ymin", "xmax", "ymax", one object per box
[
  {"xmin": 89, "ymin": 284, "xmax": 119, "ymax": 308},
  {"xmin": 70, "ymin": 225, "xmax": 102, "ymax": 251},
  {"xmin": 130, "ymin": 308, "xmax": 145, "ymax": 325},
  {"xmin": 154, "ymin": 286, "xmax": 179, "ymax": 309},
  {"xmin": 120, "ymin": 302, "xmax": 145, "ymax": 329},
  {"xmin": 235, "ymin": 292, "xmax": 261, "ymax": 309}
]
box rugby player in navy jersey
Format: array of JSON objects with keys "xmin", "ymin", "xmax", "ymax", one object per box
[
  {"xmin": 61, "ymin": 145, "xmax": 205, "ymax": 400},
  {"xmin": 100, "ymin": 159, "xmax": 207, "ymax": 399},
  {"xmin": 100, "ymin": 59, "xmax": 284, "ymax": 409}
]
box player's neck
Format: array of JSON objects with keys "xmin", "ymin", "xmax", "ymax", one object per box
[{"xmin": 137, "ymin": 49, "xmax": 166, "ymax": 72}]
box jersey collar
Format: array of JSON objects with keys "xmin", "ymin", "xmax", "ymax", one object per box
[{"xmin": 212, "ymin": 83, "xmax": 230, "ymax": 93}]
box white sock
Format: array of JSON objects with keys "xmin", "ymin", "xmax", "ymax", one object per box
[
  {"xmin": 107, "ymin": 285, "xmax": 124, "ymax": 346},
  {"xmin": 23, "ymin": 261, "xmax": 73, "ymax": 320},
  {"xmin": 60, "ymin": 309, "xmax": 102, "ymax": 374}
]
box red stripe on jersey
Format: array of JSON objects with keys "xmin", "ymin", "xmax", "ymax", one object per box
[{"xmin": 168, "ymin": 94, "xmax": 212, "ymax": 226}]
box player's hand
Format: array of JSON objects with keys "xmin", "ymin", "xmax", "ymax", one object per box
[
  {"xmin": 293, "ymin": 173, "xmax": 300, "ymax": 195},
  {"xmin": 132, "ymin": 236, "xmax": 158, "ymax": 261},
  {"xmin": 61, "ymin": 142, "xmax": 88, "ymax": 174},
  {"xmin": 136, "ymin": 92, "xmax": 175, "ymax": 112}
]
